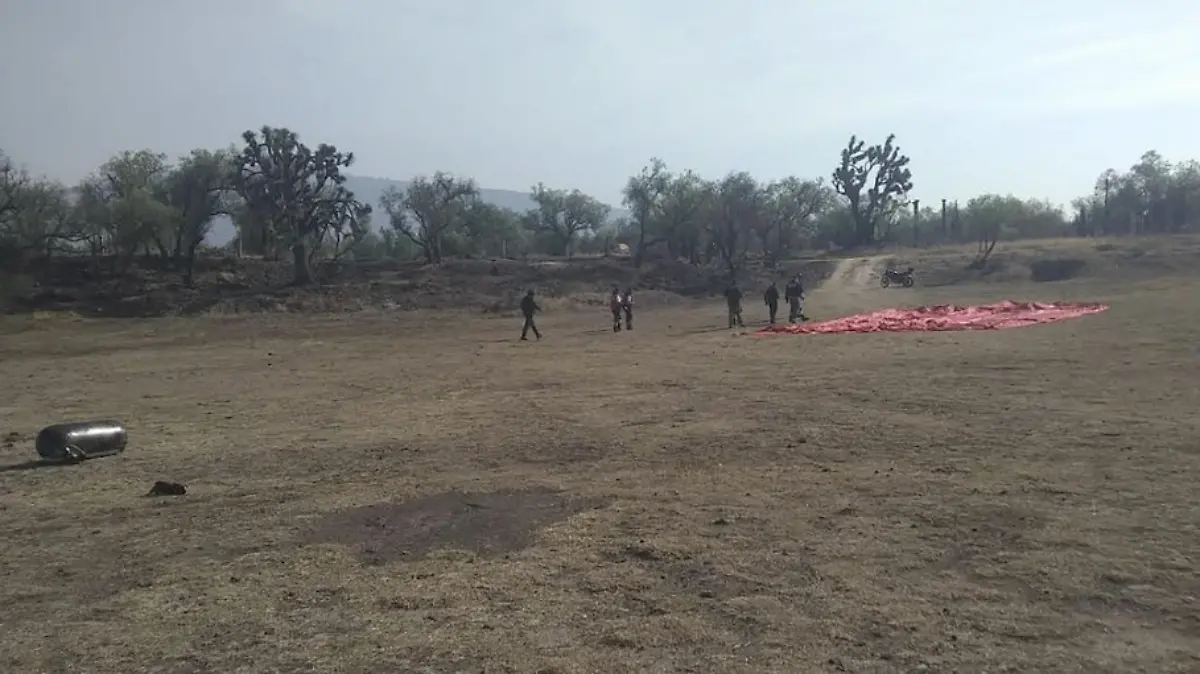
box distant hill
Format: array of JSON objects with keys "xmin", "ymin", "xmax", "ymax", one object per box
[{"xmin": 208, "ymin": 175, "xmax": 630, "ymax": 244}]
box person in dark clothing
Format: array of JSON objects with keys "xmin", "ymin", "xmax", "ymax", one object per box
[
  {"xmin": 763, "ymin": 281, "xmax": 780, "ymax": 324},
  {"xmin": 724, "ymin": 281, "xmax": 745, "ymax": 328},
  {"xmin": 609, "ymin": 286, "xmax": 623, "ymax": 332},
  {"xmin": 621, "ymin": 287, "xmax": 634, "ymax": 330},
  {"xmin": 519, "ymin": 289, "xmax": 541, "ymax": 340},
  {"xmin": 785, "ymin": 274, "xmax": 808, "ymax": 323}
]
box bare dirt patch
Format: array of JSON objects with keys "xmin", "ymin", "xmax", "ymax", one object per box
[
  {"xmin": 888, "ymin": 234, "xmax": 1200, "ymax": 288},
  {"xmin": 812, "ymin": 256, "xmax": 887, "ymax": 312},
  {"xmin": 307, "ymin": 487, "xmax": 607, "ymax": 564}
]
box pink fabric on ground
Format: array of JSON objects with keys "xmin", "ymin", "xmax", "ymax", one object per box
[{"xmin": 756, "ymin": 301, "xmax": 1109, "ymax": 335}]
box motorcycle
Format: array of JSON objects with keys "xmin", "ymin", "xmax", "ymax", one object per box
[{"xmin": 881, "ymin": 267, "xmax": 915, "ymax": 288}]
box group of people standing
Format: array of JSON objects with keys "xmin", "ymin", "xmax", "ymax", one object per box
[
  {"xmin": 518, "ymin": 286, "xmax": 634, "ymax": 341},
  {"xmin": 609, "ymin": 287, "xmax": 635, "ymax": 332},
  {"xmin": 724, "ymin": 274, "xmax": 808, "ymax": 328},
  {"xmin": 517, "ymin": 274, "xmax": 807, "ymax": 340}
]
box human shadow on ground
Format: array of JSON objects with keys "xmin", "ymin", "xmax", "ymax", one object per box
[{"xmin": 674, "ymin": 322, "xmax": 774, "ymax": 336}]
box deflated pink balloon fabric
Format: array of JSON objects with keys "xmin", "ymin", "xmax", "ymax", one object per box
[{"xmin": 756, "ymin": 301, "xmax": 1109, "ymax": 335}]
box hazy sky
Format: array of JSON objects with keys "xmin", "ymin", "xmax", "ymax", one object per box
[{"xmin": 3, "ymin": 0, "xmax": 1199, "ymax": 208}]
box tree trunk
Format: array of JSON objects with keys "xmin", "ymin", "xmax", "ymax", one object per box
[
  {"xmin": 154, "ymin": 239, "xmax": 171, "ymax": 266},
  {"xmin": 291, "ymin": 241, "xmax": 314, "ymax": 285},
  {"xmin": 762, "ymin": 232, "xmax": 777, "ymax": 269},
  {"xmin": 183, "ymin": 240, "xmax": 200, "ymax": 287},
  {"xmin": 854, "ymin": 212, "xmax": 875, "ymax": 247},
  {"xmin": 633, "ymin": 218, "xmax": 648, "ymax": 268}
]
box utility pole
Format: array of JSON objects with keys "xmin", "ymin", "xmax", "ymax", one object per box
[
  {"xmin": 912, "ymin": 200, "xmax": 920, "ymax": 246},
  {"xmin": 941, "ymin": 198, "xmax": 948, "ymax": 240},
  {"xmin": 1103, "ymin": 174, "xmax": 1111, "ymax": 235}
]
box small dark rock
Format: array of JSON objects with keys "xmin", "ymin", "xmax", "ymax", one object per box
[{"xmin": 147, "ymin": 481, "xmax": 186, "ymax": 496}]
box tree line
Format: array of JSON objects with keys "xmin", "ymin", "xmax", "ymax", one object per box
[{"xmin": 4, "ymin": 126, "xmax": 1200, "ymax": 287}]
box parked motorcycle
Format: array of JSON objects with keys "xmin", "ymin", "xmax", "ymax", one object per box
[{"xmin": 881, "ymin": 267, "xmax": 915, "ymax": 288}]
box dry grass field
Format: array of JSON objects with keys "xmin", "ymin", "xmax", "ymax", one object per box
[{"xmin": 2, "ymin": 237, "xmax": 1199, "ymax": 673}]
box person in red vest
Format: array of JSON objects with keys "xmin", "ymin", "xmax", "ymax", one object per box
[
  {"xmin": 609, "ymin": 286, "xmax": 623, "ymax": 332},
  {"xmin": 621, "ymin": 287, "xmax": 634, "ymax": 330}
]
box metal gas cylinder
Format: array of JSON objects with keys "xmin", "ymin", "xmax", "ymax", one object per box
[{"xmin": 35, "ymin": 420, "xmax": 127, "ymax": 463}]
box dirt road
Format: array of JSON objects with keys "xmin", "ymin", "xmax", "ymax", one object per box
[{"xmin": 812, "ymin": 255, "xmax": 888, "ymax": 314}]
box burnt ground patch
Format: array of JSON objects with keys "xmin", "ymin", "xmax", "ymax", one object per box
[
  {"xmin": 306, "ymin": 487, "xmax": 607, "ymax": 564},
  {"xmin": 1030, "ymin": 257, "xmax": 1087, "ymax": 282},
  {"xmin": 4, "ymin": 253, "xmax": 836, "ymax": 318}
]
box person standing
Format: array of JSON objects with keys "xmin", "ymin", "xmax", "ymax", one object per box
[
  {"xmin": 520, "ymin": 289, "xmax": 542, "ymax": 340},
  {"xmin": 609, "ymin": 286, "xmax": 623, "ymax": 333},
  {"xmin": 724, "ymin": 281, "xmax": 745, "ymax": 328},
  {"xmin": 763, "ymin": 281, "xmax": 780, "ymax": 324},
  {"xmin": 785, "ymin": 274, "xmax": 808, "ymax": 323},
  {"xmin": 621, "ymin": 287, "xmax": 634, "ymax": 331}
]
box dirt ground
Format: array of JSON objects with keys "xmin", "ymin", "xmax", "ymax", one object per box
[{"xmin": 2, "ymin": 241, "xmax": 1199, "ymax": 673}]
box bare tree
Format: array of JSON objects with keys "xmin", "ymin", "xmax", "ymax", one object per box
[
  {"xmin": 708, "ymin": 172, "xmax": 763, "ymax": 279},
  {"xmin": 232, "ymin": 126, "xmax": 369, "ymax": 284},
  {"xmin": 311, "ymin": 195, "xmax": 372, "ymax": 264},
  {"xmin": 0, "ymin": 150, "xmax": 28, "ymax": 224},
  {"xmin": 525, "ymin": 183, "xmax": 610, "ymax": 258},
  {"xmin": 757, "ymin": 177, "xmax": 835, "ymax": 265},
  {"xmin": 968, "ymin": 217, "xmax": 999, "ymax": 270},
  {"xmin": 74, "ymin": 150, "xmax": 176, "ymax": 268},
  {"xmin": 379, "ymin": 172, "xmax": 479, "ymax": 264},
  {"xmin": 161, "ymin": 148, "xmax": 237, "ymax": 285},
  {"xmin": 658, "ymin": 172, "xmax": 713, "ymax": 264},
  {"xmin": 622, "ymin": 157, "xmax": 670, "ymax": 267},
  {"xmin": 1, "ymin": 152, "xmax": 83, "ymax": 257},
  {"xmin": 460, "ymin": 201, "xmax": 522, "ymax": 258},
  {"xmin": 832, "ymin": 134, "xmax": 913, "ymax": 246}
]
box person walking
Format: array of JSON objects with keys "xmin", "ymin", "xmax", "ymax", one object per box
[
  {"xmin": 621, "ymin": 287, "xmax": 634, "ymax": 331},
  {"xmin": 609, "ymin": 286, "xmax": 623, "ymax": 333},
  {"xmin": 763, "ymin": 281, "xmax": 780, "ymax": 324},
  {"xmin": 724, "ymin": 280, "xmax": 745, "ymax": 328},
  {"xmin": 520, "ymin": 289, "xmax": 542, "ymax": 340},
  {"xmin": 785, "ymin": 274, "xmax": 808, "ymax": 323}
]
